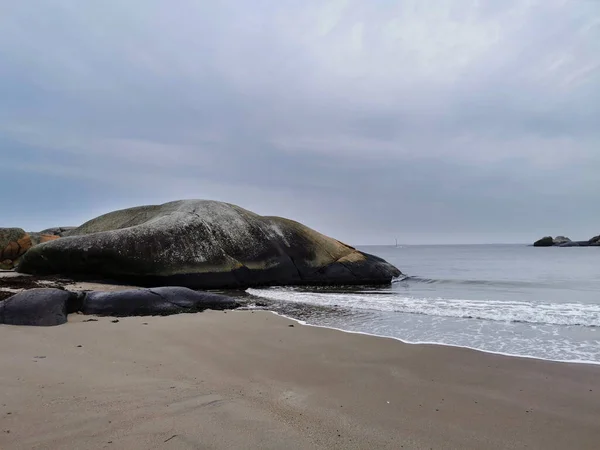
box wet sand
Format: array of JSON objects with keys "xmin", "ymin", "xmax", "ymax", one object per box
[{"xmin": 1, "ymin": 310, "xmax": 599, "ymax": 449}]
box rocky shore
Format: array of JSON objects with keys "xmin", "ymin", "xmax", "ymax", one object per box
[{"xmin": 1, "ymin": 200, "xmax": 400, "ymax": 326}]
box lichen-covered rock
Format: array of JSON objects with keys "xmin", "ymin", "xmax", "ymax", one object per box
[
  {"xmin": 82, "ymin": 287, "xmax": 239, "ymax": 316},
  {"xmin": 0, "ymin": 288, "xmax": 75, "ymax": 326},
  {"xmin": 0, "ymin": 228, "xmax": 32, "ymax": 269},
  {"xmin": 28, "ymin": 232, "xmax": 60, "ymax": 246},
  {"xmin": 18, "ymin": 200, "xmax": 401, "ymax": 288}
]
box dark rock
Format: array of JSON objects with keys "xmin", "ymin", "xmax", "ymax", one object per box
[
  {"xmin": 18, "ymin": 200, "xmax": 401, "ymax": 288},
  {"xmin": 533, "ymin": 236, "xmax": 554, "ymax": 247},
  {"xmin": 82, "ymin": 286, "xmax": 239, "ymax": 317},
  {"xmin": 0, "ymin": 288, "xmax": 75, "ymax": 326},
  {"xmin": 588, "ymin": 235, "xmax": 600, "ymax": 246}
]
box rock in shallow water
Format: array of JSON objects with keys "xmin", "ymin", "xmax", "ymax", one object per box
[{"xmin": 17, "ymin": 200, "xmax": 401, "ymax": 288}]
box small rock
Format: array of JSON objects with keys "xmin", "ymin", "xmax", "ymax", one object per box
[
  {"xmin": 288, "ymin": 324, "xmax": 294, "ymax": 327},
  {"xmin": 111, "ymin": 319, "xmax": 119, "ymax": 323},
  {"xmin": 82, "ymin": 318, "xmax": 98, "ymax": 322},
  {"xmin": 77, "ymin": 345, "xmax": 83, "ymax": 348}
]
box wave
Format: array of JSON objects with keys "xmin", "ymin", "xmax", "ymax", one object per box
[
  {"xmin": 246, "ymin": 287, "xmax": 600, "ymax": 328},
  {"xmin": 394, "ymin": 275, "xmax": 575, "ymax": 289}
]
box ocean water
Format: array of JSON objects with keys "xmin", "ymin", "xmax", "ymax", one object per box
[{"xmin": 248, "ymin": 245, "xmax": 600, "ymax": 364}]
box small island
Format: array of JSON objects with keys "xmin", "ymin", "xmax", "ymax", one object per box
[{"xmin": 533, "ymin": 234, "xmax": 600, "ymax": 247}]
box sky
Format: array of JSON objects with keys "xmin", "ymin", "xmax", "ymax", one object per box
[{"xmin": 1, "ymin": 0, "xmax": 599, "ymax": 244}]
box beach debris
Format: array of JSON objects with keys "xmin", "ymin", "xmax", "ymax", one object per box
[{"xmin": 164, "ymin": 435, "xmax": 177, "ymax": 443}]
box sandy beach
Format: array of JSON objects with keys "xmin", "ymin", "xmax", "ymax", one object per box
[{"xmin": 0, "ymin": 310, "xmax": 599, "ymax": 450}]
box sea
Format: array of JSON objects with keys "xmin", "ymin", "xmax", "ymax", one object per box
[{"xmin": 247, "ymin": 244, "xmax": 600, "ymax": 364}]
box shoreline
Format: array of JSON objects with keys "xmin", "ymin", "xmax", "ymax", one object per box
[
  {"xmin": 1, "ymin": 310, "xmax": 599, "ymax": 449},
  {"xmin": 3, "ymin": 270, "xmax": 599, "ymax": 366},
  {"xmin": 267, "ymin": 309, "xmax": 600, "ymax": 366}
]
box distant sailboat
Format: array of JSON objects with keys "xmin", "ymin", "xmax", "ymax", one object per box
[{"xmin": 395, "ymin": 239, "xmax": 399, "ymax": 248}]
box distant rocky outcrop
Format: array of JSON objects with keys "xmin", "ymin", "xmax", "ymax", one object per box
[
  {"xmin": 0, "ymin": 287, "xmax": 239, "ymax": 326},
  {"xmin": 17, "ymin": 200, "xmax": 401, "ymax": 288},
  {"xmin": 533, "ymin": 236, "xmax": 554, "ymax": 247},
  {"xmin": 533, "ymin": 234, "xmax": 600, "ymax": 247}
]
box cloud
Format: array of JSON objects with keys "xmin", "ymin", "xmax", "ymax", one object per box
[{"xmin": 0, "ymin": 0, "xmax": 598, "ymax": 243}]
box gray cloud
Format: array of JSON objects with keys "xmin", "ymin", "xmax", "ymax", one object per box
[{"xmin": 1, "ymin": 0, "xmax": 599, "ymax": 243}]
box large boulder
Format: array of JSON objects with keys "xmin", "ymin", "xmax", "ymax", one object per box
[
  {"xmin": 17, "ymin": 200, "xmax": 401, "ymax": 288},
  {"xmin": 0, "ymin": 288, "xmax": 75, "ymax": 326},
  {"xmin": 82, "ymin": 287, "xmax": 239, "ymax": 316},
  {"xmin": 533, "ymin": 236, "xmax": 554, "ymax": 247},
  {"xmin": 0, "ymin": 228, "xmax": 33, "ymax": 269}
]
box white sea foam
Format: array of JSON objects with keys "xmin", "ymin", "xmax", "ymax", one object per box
[{"xmin": 246, "ymin": 288, "xmax": 600, "ymax": 327}]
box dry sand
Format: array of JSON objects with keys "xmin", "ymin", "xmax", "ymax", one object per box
[{"xmin": 1, "ymin": 310, "xmax": 599, "ymax": 450}]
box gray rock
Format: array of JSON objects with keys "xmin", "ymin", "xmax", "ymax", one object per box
[
  {"xmin": 588, "ymin": 235, "xmax": 600, "ymax": 246},
  {"xmin": 553, "ymin": 236, "xmax": 571, "ymax": 245},
  {"xmin": 82, "ymin": 287, "xmax": 239, "ymax": 316},
  {"xmin": 0, "ymin": 288, "xmax": 75, "ymax": 326},
  {"xmin": 558, "ymin": 241, "xmax": 590, "ymax": 247},
  {"xmin": 18, "ymin": 200, "xmax": 401, "ymax": 288},
  {"xmin": 533, "ymin": 236, "xmax": 554, "ymax": 247}
]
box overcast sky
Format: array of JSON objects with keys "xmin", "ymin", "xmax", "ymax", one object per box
[{"xmin": 1, "ymin": 0, "xmax": 599, "ymax": 244}]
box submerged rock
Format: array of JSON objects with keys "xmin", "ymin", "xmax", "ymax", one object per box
[
  {"xmin": 0, "ymin": 288, "xmax": 74, "ymax": 326},
  {"xmin": 82, "ymin": 287, "xmax": 239, "ymax": 316},
  {"xmin": 18, "ymin": 200, "xmax": 401, "ymax": 288}
]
